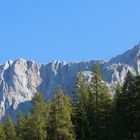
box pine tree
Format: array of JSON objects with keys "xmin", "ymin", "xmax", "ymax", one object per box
[
  {"xmin": 4, "ymin": 117, "xmax": 17, "ymax": 140},
  {"xmin": 0, "ymin": 121, "xmax": 6, "ymax": 140},
  {"xmin": 16, "ymin": 112, "xmax": 26, "ymax": 140},
  {"xmin": 132, "ymin": 75, "xmax": 140, "ymax": 139},
  {"xmin": 115, "ymin": 71, "xmax": 137, "ymax": 140},
  {"xmin": 23, "ymin": 113, "xmax": 34, "ymax": 140},
  {"xmin": 90, "ymin": 64, "xmax": 113, "ymax": 140},
  {"xmin": 113, "ymin": 83, "xmax": 122, "ymax": 140},
  {"xmin": 75, "ymin": 73, "xmax": 92, "ymax": 140},
  {"xmin": 49, "ymin": 87, "xmax": 75, "ymax": 140},
  {"xmin": 30, "ymin": 92, "xmax": 50, "ymax": 140}
]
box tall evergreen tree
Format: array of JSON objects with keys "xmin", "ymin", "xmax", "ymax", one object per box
[
  {"xmin": 4, "ymin": 117, "xmax": 17, "ymax": 140},
  {"xmin": 115, "ymin": 71, "xmax": 137, "ymax": 140},
  {"xmin": 49, "ymin": 87, "xmax": 75, "ymax": 140},
  {"xmin": 16, "ymin": 112, "xmax": 25, "ymax": 140},
  {"xmin": 132, "ymin": 75, "xmax": 140, "ymax": 139},
  {"xmin": 90, "ymin": 64, "xmax": 113, "ymax": 140},
  {"xmin": 30, "ymin": 92, "xmax": 51, "ymax": 140},
  {"xmin": 0, "ymin": 121, "xmax": 6, "ymax": 140},
  {"xmin": 23, "ymin": 113, "xmax": 34, "ymax": 140},
  {"xmin": 75, "ymin": 64, "xmax": 113, "ymax": 140},
  {"xmin": 75, "ymin": 73, "xmax": 92, "ymax": 140},
  {"xmin": 113, "ymin": 83, "xmax": 123, "ymax": 140}
]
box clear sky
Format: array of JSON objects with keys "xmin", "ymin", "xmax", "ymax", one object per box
[{"xmin": 0, "ymin": 0, "xmax": 140, "ymax": 64}]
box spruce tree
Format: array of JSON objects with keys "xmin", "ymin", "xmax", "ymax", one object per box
[
  {"xmin": 49, "ymin": 87, "xmax": 75, "ymax": 140},
  {"xmin": 132, "ymin": 75, "xmax": 140, "ymax": 139},
  {"xmin": 4, "ymin": 117, "xmax": 17, "ymax": 140},
  {"xmin": 0, "ymin": 121, "xmax": 5, "ymax": 140},
  {"xmin": 90, "ymin": 64, "xmax": 113, "ymax": 140},
  {"xmin": 75, "ymin": 73, "xmax": 92, "ymax": 140},
  {"xmin": 23, "ymin": 113, "xmax": 34, "ymax": 140},
  {"xmin": 113, "ymin": 83, "xmax": 123, "ymax": 140},
  {"xmin": 16, "ymin": 112, "xmax": 26, "ymax": 140},
  {"xmin": 30, "ymin": 92, "xmax": 50, "ymax": 140},
  {"xmin": 115, "ymin": 71, "xmax": 136, "ymax": 140}
]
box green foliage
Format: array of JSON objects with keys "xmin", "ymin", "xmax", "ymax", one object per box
[
  {"xmin": 23, "ymin": 113, "xmax": 34, "ymax": 140},
  {"xmin": 49, "ymin": 87, "xmax": 75, "ymax": 140},
  {"xmin": 133, "ymin": 75, "xmax": 140, "ymax": 139},
  {"xmin": 16, "ymin": 112, "xmax": 25, "ymax": 140},
  {"xmin": 4, "ymin": 117, "xmax": 17, "ymax": 140},
  {"xmin": 0, "ymin": 121, "xmax": 5, "ymax": 140},
  {"xmin": 0, "ymin": 68, "xmax": 140, "ymax": 140},
  {"xmin": 90, "ymin": 64, "xmax": 113, "ymax": 140},
  {"xmin": 75, "ymin": 64, "xmax": 113, "ymax": 140},
  {"xmin": 114, "ymin": 71, "xmax": 140, "ymax": 140},
  {"xmin": 112, "ymin": 83, "xmax": 122, "ymax": 139},
  {"xmin": 75, "ymin": 73, "xmax": 92, "ymax": 140},
  {"xmin": 30, "ymin": 92, "xmax": 51, "ymax": 140}
]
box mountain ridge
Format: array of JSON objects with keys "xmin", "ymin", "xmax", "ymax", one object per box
[{"xmin": 0, "ymin": 44, "xmax": 140, "ymax": 120}]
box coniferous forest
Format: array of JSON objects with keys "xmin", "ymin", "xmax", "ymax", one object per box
[{"xmin": 0, "ymin": 64, "xmax": 140, "ymax": 140}]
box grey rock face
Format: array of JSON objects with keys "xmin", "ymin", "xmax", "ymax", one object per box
[{"xmin": 0, "ymin": 44, "xmax": 140, "ymax": 120}]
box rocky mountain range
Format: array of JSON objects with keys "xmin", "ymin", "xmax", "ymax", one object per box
[{"xmin": 0, "ymin": 44, "xmax": 140, "ymax": 120}]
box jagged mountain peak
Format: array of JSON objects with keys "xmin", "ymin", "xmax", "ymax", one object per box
[
  {"xmin": 106, "ymin": 43, "xmax": 140, "ymax": 70},
  {"xmin": 0, "ymin": 44, "xmax": 139, "ymax": 121},
  {"xmin": 123, "ymin": 43, "xmax": 140, "ymax": 57},
  {"xmin": 133, "ymin": 42, "xmax": 140, "ymax": 49},
  {"xmin": 13, "ymin": 58, "xmax": 37, "ymax": 65}
]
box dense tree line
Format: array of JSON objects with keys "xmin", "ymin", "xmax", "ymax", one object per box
[{"xmin": 0, "ymin": 64, "xmax": 140, "ymax": 140}]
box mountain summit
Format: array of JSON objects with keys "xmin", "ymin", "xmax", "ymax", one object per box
[
  {"xmin": 0, "ymin": 44, "xmax": 140, "ymax": 120},
  {"xmin": 107, "ymin": 43, "xmax": 140, "ymax": 70}
]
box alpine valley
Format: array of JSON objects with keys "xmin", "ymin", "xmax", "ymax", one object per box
[{"xmin": 0, "ymin": 44, "xmax": 140, "ymax": 120}]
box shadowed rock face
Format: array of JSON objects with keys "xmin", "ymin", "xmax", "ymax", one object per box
[{"xmin": 0, "ymin": 44, "xmax": 140, "ymax": 120}]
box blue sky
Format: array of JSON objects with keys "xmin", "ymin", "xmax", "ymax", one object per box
[{"xmin": 0, "ymin": 0, "xmax": 140, "ymax": 64}]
